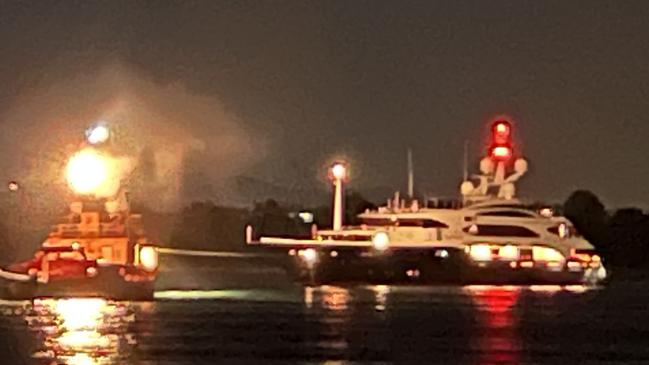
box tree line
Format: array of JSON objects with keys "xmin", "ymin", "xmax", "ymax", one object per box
[
  {"xmin": 146, "ymin": 190, "xmax": 376, "ymax": 252},
  {"xmin": 564, "ymin": 190, "xmax": 649, "ymax": 269}
]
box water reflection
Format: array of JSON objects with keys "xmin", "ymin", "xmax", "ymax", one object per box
[
  {"xmin": 466, "ymin": 285, "xmax": 521, "ymax": 365},
  {"xmin": 466, "ymin": 284, "xmax": 595, "ymax": 364},
  {"xmin": 303, "ymin": 286, "xmax": 350, "ymax": 312},
  {"xmin": 322, "ymin": 286, "xmax": 350, "ymax": 311},
  {"xmin": 304, "ymin": 286, "xmax": 314, "ymax": 308},
  {"xmin": 372, "ymin": 285, "xmax": 390, "ymax": 312},
  {"xmin": 26, "ymin": 298, "xmax": 139, "ymax": 364},
  {"xmin": 303, "ymin": 286, "xmax": 352, "ymax": 354}
]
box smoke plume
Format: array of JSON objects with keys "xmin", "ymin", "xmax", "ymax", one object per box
[{"xmin": 0, "ymin": 63, "xmax": 264, "ymax": 211}]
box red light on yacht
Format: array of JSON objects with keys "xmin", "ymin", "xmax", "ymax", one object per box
[
  {"xmin": 491, "ymin": 120, "xmax": 511, "ymax": 142},
  {"xmin": 490, "ymin": 146, "xmax": 512, "ymax": 161},
  {"xmin": 494, "ymin": 121, "xmax": 510, "ymax": 136},
  {"xmin": 488, "ymin": 119, "xmax": 513, "ymax": 161}
]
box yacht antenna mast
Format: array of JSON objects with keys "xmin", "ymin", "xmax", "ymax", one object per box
[
  {"xmin": 407, "ymin": 148, "xmax": 414, "ymax": 199},
  {"xmin": 462, "ymin": 139, "xmax": 468, "ymax": 182}
]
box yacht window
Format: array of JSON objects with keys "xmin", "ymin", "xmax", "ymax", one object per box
[
  {"xmin": 59, "ymin": 251, "xmax": 85, "ymax": 261},
  {"xmin": 362, "ymin": 218, "xmax": 448, "ymax": 228},
  {"xmin": 321, "ymin": 234, "xmax": 373, "ymax": 241},
  {"xmin": 477, "ymin": 211, "xmax": 535, "ymax": 218},
  {"xmin": 361, "ymin": 218, "xmax": 393, "ymax": 226},
  {"xmin": 421, "ymin": 219, "xmax": 448, "ymax": 228},
  {"xmin": 463, "ymin": 224, "xmax": 539, "ymax": 237},
  {"xmin": 473, "ymin": 204, "xmax": 523, "ymax": 209}
]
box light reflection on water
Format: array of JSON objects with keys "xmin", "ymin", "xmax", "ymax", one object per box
[
  {"xmin": 464, "ymin": 284, "xmax": 594, "ymax": 365},
  {"xmin": 302, "ymin": 284, "xmax": 393, "ymax": 312},
  {"xmin": 466, "ymin": 285, "xmax": 522, "ymax": 364},
  {"xmin": 302, "ymin": 284, "xmax": 595, "ymax": 364},
  {"xmin": 0, "ymin": 284, "xmax": 601, "ymax": 364},
  {"xmin": 321, "ymin": 286, "xmax": 350, "ymax": 312},
  {"xmin": 303, "ymin": 285, "xmax": 351, "ymax": 312},
  {"xmin": 303, "ymin": 286, "xmax": 352, "ymax": 353},
  {"xmin": 24, "ymin": 298, "xmax": 142, "ymax": 364},
  {"xmin": 372, "ymin": 284, "xmax": 390, "ymax": 312}
]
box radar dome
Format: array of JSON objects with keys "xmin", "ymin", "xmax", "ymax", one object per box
[
  {"xmin": 460, "ymin": 181, "xmax": 475, "ymax": 195},
  {"xmin": 514, "ymin": 158, "xmax": 528, "ymax": 174},
  {"xmin": 480, "ymin": 157, "xmax": 494, "ymax": 174}
]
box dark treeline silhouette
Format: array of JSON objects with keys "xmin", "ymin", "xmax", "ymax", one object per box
[
  {"xmin": 248, "ymin": 199, "xmax": 311, "ymax": 238},
  {"xmin": 149, "ymin": 190, "xmax": 376, "ymax": 252},
  {"xmin": 564, "ymin": 190, "xmax": 649, "ymax": 269},
  {"xmin": 167, "ymin": 201, "xmax": 250, "ymax": 252}
]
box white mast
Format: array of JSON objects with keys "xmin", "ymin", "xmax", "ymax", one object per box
[
  {"xmin": 333, "ymin": 179, "xmax": 343, "ymax": 230},
  {"xmin": 330, "ymin": 163, "xmax": 347, "ymax": 231}
]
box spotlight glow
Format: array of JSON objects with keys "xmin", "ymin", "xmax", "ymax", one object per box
[
  {"xmin": 86, "ymin": 125, "xmax": 110, "ymax": 145},
  {"xmin": 331, "ymin": 163, "xmax": 347, "ymax": 180},
  {"xmin": 66, "ymin": 149, "xmax": 109, "ymax": 195},
  {"xmin": 139, "ymin": 246, "xmax": 159, "ymax": 272}
]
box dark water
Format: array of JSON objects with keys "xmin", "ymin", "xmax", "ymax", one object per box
[{"xmin": 1, "ymin": 279, "xmax": 649, "ymax": 364}]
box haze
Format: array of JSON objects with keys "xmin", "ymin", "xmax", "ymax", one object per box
[{"xmin": 1, "ymin": 1, "xmax": 647, "ymax": 208}]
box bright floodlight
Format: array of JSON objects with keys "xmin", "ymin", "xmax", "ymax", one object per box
[
  {"xmin": 139, "ymin": 246, "xmax": 159, "ymax": 272},
  {"xmin": 499, "ymin": 245, "xmax": 519, "ymax": 261},
  {"xmin": 301, "ymin": 248, "xmax": 317, "ymax": 263},
  {"xmin": 532, "ymin": 246, "xmax": 565, "ymax": 262},
  {"xmin": 66, "ymin": 149, "xmax": 109, "ymax": 195},
  {"xmin": 331, "ymin": 163, "xmax": 346, "ymax": 180},
  {"xmin": 372, "ymin": 232, "xmax": 390, "ymax": 251},
  {"xmin": 469, "ymin": 244, "xmax": 492, "ymax": 261},
  {"xmin": 86, "ymin": 125, "xmax": 110, "ymax": 145}
]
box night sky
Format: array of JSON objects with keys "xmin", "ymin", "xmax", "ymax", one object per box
[{"xmin": 1, "ymin": 1, "xmax": 648, "ymax": 209}]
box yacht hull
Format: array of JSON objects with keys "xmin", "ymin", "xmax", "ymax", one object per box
[
  {"xmin": 285, "ymin": 248, "xmax": 605, "ymax": 286},
  {"xmin": 462, "ymin": 263, "xmax": 606, "ymax": 285}
]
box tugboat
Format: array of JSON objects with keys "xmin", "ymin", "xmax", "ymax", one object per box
[
  {"xmin": 246, "ymin": 118, "xmax": 607, "ymax": 285},
  {"xmin": 0, "ymin": 124, "xmax": 159, "ymax": 300}
]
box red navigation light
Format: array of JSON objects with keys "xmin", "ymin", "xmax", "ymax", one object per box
[
  {"xmin": 489, "ymin": 119, "xmax": 513, "ymax": 162},
  {"xmin": 490, "ymin": 146, "xmax": 512, "ymax": 161},
  {"xmin": 491, "ymin": 120, "xmax": 511, "ymax": 144},
  {"xmin": 494, "ymin": 121, "xmax": 510, "ymax": 134}
]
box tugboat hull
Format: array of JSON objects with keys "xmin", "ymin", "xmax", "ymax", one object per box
[{"xmin": 0, "ymin": 267, "xmax": 155, "ymax": 301}]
